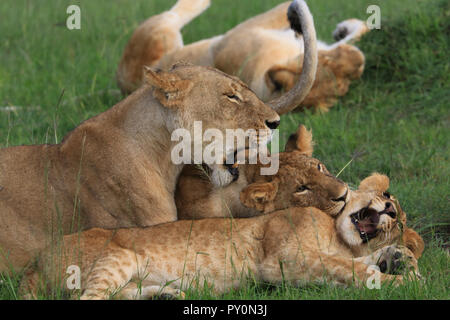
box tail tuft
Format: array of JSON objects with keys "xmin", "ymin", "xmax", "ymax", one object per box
[{"xmin": 287, "ymin": 0, "xmax": 304, "ymax": 34}]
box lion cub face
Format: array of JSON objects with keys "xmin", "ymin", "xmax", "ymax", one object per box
[
  {"xmin": 336, "ymin": 173, "xmax": 424, "ymax": 259},
  {"xmin": 240, "ymin": 125, "xmax": 349, "ymax": 215}
]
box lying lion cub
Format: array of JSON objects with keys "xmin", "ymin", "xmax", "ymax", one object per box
[
  {"xmin": 21, "ymin": 174, "xmax": 423, "ymax": 299},
  {"xmin": 118, "ymin": 0, "xmax": 368, "ymax": 112},
  {"xmin": 209, "ymin": 6, "xmax": 369, "ymax": 112},
  {"xmin": 0, "ymin": 63, "xmax": 283, "ymax": 273},
  {"xmin": 176, "ymin": 125, "xmax": 348, "ymax": 219},
  {"xmin": 117, "ymin": 0, "xmax": 319, "ymax": 116}
]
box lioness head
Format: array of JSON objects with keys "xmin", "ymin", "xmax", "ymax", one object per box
[
  {"xmin": 240, "ymin": 125, "xmax": 349, "ymax": 215},
  {"xmin": 144, "ymin": 63, "xmax": 281, "ymax": 186},
  {"xmin": 336, "ymin": 173, "xmax": 424, "ymax": 259}
]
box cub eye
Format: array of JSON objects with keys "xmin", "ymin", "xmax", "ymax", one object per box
[
  {"xmin": 317, "ymin": 164, "xmax": 323, "ymax": 172},
  {"xmin": 296, "ymin": 185, "xmax": 310, "ymax": 193},
  {"xmin": 225, "ymin": 94, "xmax": 241, "ymax": 102},
  {"xmin": 383, "ymin": 192, "xmax": 391, "ymax": 199}
]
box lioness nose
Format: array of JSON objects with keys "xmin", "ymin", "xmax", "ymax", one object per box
[{"xmin": 265, "ymin": 120, "xmax": 280, "ymax": 130}]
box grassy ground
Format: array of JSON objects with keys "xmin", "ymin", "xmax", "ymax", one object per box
[{"xmin": 0, "ymin": 0, "xmax": 449, "ymax": 299}]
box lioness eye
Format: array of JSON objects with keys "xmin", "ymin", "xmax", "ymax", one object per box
[
  {"xmin": 226, "ymin": 94, "xmax": 241, "ymax": 102},
  {"xmin": 318, "ymin": 164, "xmax": 322, "ymax": 172}
]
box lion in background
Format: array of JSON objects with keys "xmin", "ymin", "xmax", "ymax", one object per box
[{"xmin": 117, "ymin": 0, "xmax": 369, "ymax": 112}]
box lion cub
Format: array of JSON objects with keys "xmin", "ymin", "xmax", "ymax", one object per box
[
  {"xmin": 21, "ymin": 174, "xmax": 423, "ymax": 299},
  {"xmin": 176, "ymin": 125, "xmax": 349, "ymax": 220}
]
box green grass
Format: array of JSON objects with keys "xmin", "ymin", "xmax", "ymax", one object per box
[{"xmin": 0, "ymin": 0, "xmax": 449, "ymax": 299}]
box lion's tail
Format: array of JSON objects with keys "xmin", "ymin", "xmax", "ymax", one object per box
[
  {"xmin": 267, "ymin": 0, "xmax": 318, "ymax": 114},
  {"xmin": 170, "ymin": 0, "xmax": 211, "ymax": 29}
]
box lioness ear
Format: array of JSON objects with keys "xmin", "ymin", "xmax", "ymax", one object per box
[
  {"xmin": 358, "ymin": 173, "xmax": 389, "ymax": 192},
  {"xmin": 402, "ymin": 227, "xmax": 425, "ymax": 259},
  {"xmin": 240, "ymin": 179, "xmax": 279, "ymax": 213},
  {"xmin": 284, "ymin": 125, "xmax": 314, "ymax": 156},
  {"xmin": 144, "ymin": 66, "xmax": 193, "ymax": 107}
]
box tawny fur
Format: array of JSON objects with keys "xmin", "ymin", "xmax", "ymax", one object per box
[
  {"xmin": 116, "ymin": 0, "xmax": 211, "ymax": 93},
  {"xmin": 0, "ymin": 64, "xmax": 281, "ymax": 273},
  {"xmin": 20, "ymin": 174, "xmax": 422, "ymax": 300},
  {"xmin": 117, "ymin": 1, "xmax": 369, "ymax": 112},
  {"xmin": 176, "ymin": 125, "xmax": 348, "ymax": 219}
]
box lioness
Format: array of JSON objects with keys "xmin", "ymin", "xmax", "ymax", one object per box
[
  {"xmin": 176, "ymin": 125, "xmax": 349, "ymax": 219},
  {"xmin": 118, "ymin": 0, "xmax": 368, "ymax": 112},
  {"xmin": 0, "ymin": 63, "xmax": 287, "ymax": 273},
  {"xmin": 20, "ymin": 174, "xmax": 423, "ymax": 299}
]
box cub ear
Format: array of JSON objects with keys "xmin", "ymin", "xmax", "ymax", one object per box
[
  {"xmin": 240, "ymin": 179, "xmax": 279, "ymax": 213},
  {"xmin": 143, "ymin": 66, "xmax": 193, "ymax": 107},
  {"xmin": 402, "ymin": 228, "xmax": 425, "ymax": 260},
  {"xmin": 358, "ymin": 173, "xmax": 389, "ymax": 193},
  {"xmin": 284, "ymin": 125, "xmax": 314, "ymax": 156}
]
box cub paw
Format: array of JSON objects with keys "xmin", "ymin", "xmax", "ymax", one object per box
[
  {"xmin": 377, "ymin": 245, "xmax": 420, "ymax": 276},
  {"xmin": 157, "ymin": 289, "xmax": 186, "ymax": 300}
]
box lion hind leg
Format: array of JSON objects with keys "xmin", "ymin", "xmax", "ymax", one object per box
[
  {"xmin": 332, "ymin": 19, "xmax": 370, "ymax": 46},
  {"xmin": 170, "ymin": 0, "xmax": 211, "ymax": 29}
]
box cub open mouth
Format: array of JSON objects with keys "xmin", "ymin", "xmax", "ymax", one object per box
[
  {"xmin": 350, "ymin": 207, "xmax": 381, "ymax": 243},
  {"xmin": 350, "ymin": 205, "xmax": 397, "ymax": 242}
]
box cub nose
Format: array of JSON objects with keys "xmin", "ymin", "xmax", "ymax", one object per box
[
  {"xmin": 265, "ymin": 120, "xmax": 280, "ymax": 130},
  {"xmin": 384, "ymin": 202, "xmax": 396, "ymax": 218}
]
